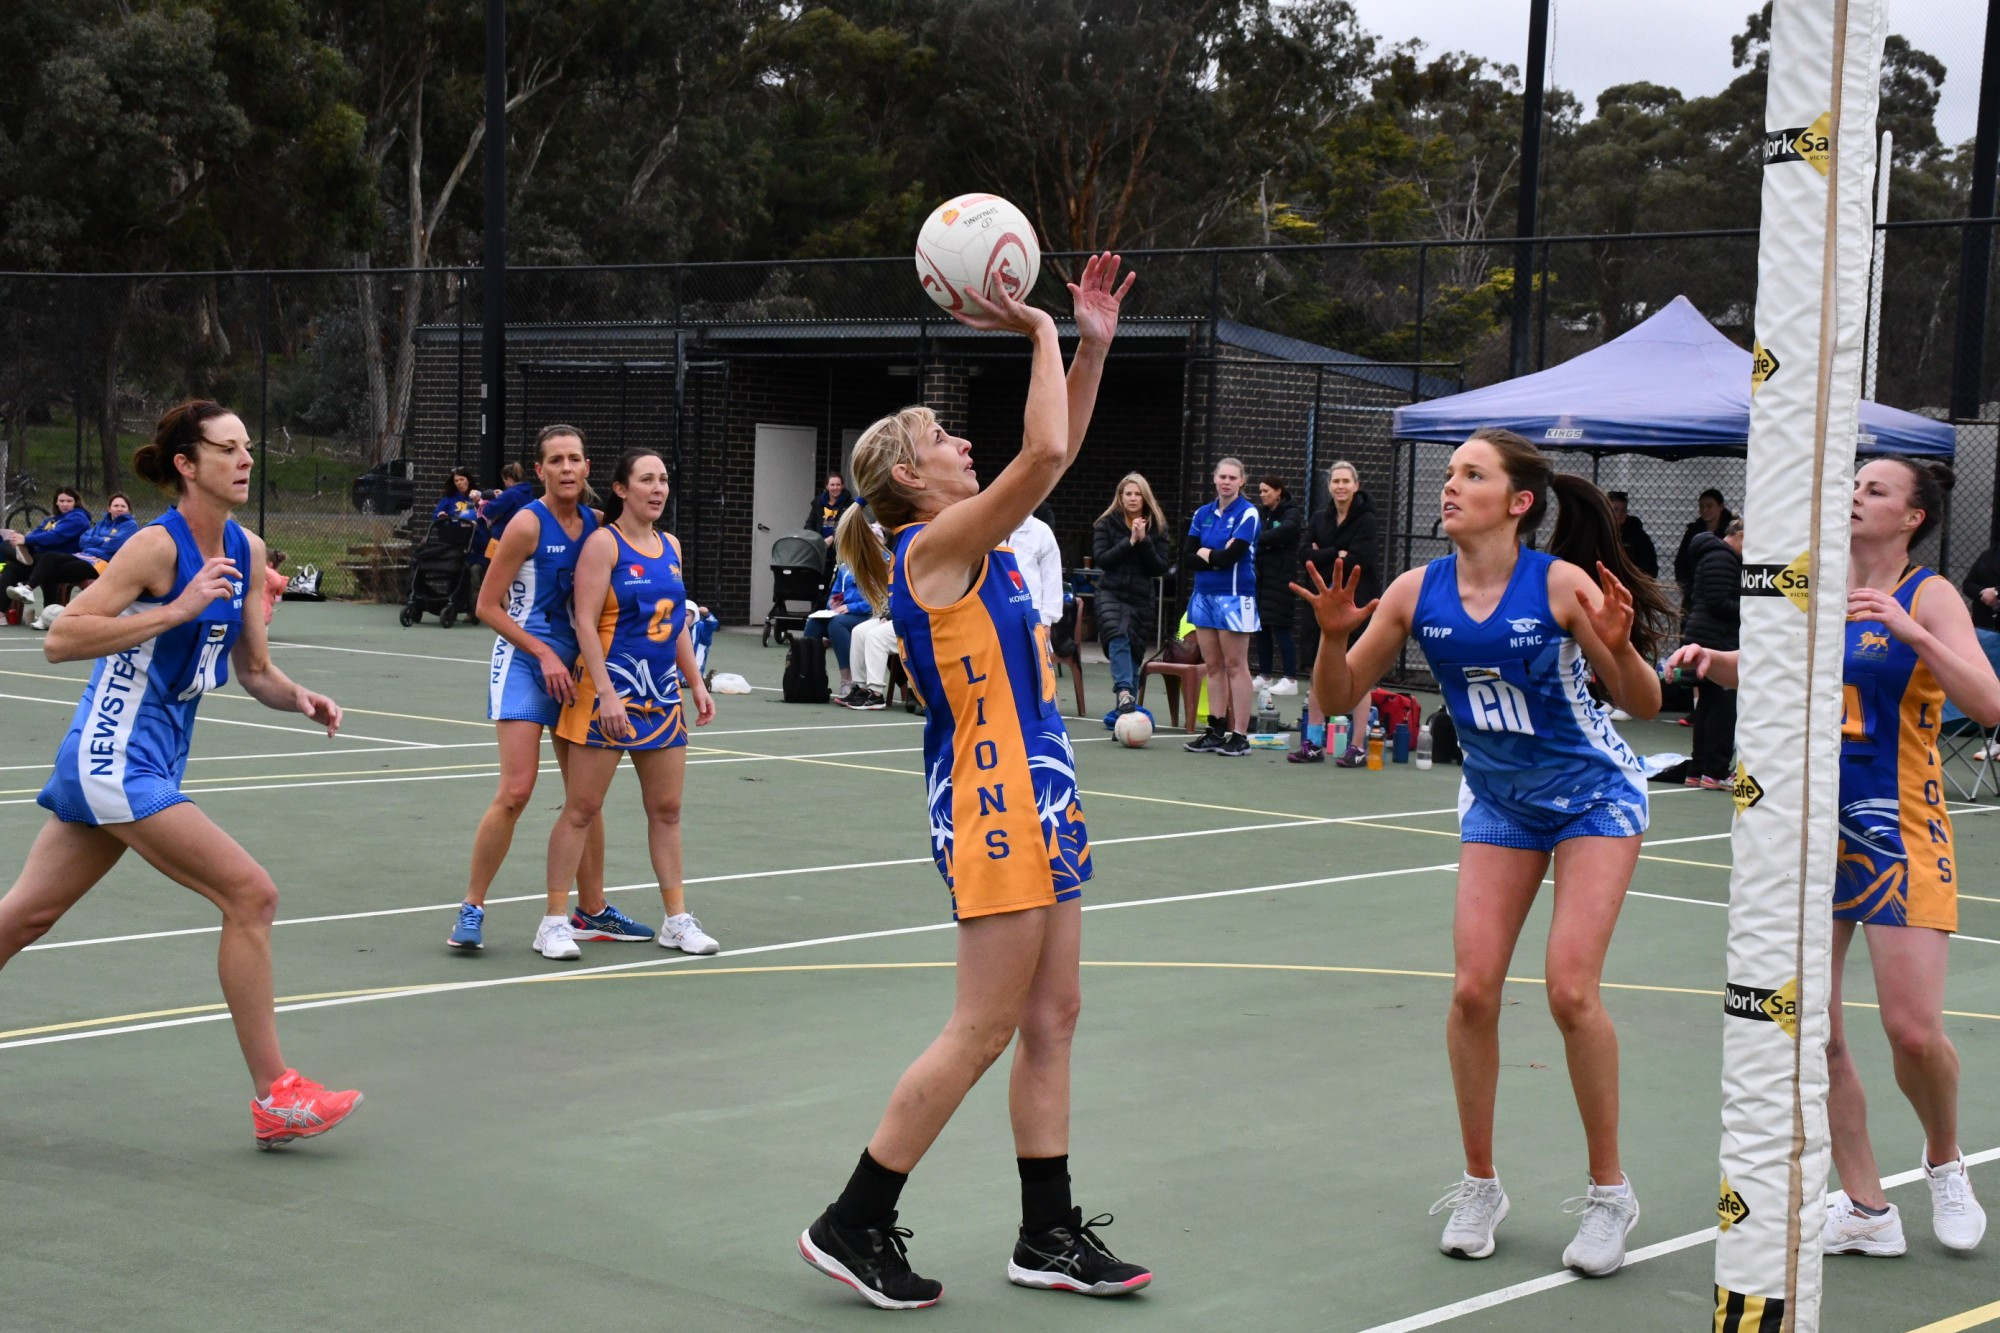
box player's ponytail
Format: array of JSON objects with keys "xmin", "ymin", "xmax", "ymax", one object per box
[
  {"xmin": 1472, "ymin": 426, "xmax": 1674, "ymax": 661},
  {"xmin": 134, "ymin": 400, "xmax": 232, "ymax": 493},
  {"xmin": 839, "ymin": 404, "xmax": 936, "ymax": 612}
]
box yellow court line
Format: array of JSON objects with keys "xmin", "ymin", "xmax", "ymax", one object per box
[
  {"xmin": 14, "ymin": 959, "xmax": 2000, "ymax": 1044},
  {"xmin": 1910, "ymin": 1300, "xmax": 2000, "ymax": 1333}
]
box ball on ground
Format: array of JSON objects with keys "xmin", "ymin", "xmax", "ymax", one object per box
[{"xmin": 1114, "ymin": 710, "xmax": 1153, "ymax": 748}]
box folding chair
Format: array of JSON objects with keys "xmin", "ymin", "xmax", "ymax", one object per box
[{"xmin": 1937, "ymin": 703, "xmax": 1999, "ymax": 801}]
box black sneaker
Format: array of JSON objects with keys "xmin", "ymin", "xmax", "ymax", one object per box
[
  {"xmin": 855, "ymin": 688, "xmax": 888, "ymax": 711},
  {"xmin": 1183, "ymin": 727, "xmax": 1223, "ymax": 753},
  {"xmin": 1115, "ymin": 689, "xmax": 1136, "ymax": 715},
  {"xmin": 799, "ymin": 1208, "xmax": 943, "ymax": 1310},
  {"xmin": 1218, "ymin": 731, "xmax": 1251, "ymax": 757},
  {"xmin": 835, "ymin": 685, "xmax": 868, "ymax": 710},
  {"xmin": 1007, "ymin": 1209, "xmax": 1153, "ymax": 1296}
]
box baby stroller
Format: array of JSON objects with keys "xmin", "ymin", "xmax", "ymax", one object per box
[
  {"xmin": 399, "ymin": 515, "xmax": 478, "ymax": 628},
  {"xmin": 762, "ymin": 530, "xmax": 828, "ymax": 645}
]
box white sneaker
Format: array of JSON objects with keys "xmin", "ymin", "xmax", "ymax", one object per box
[
  {"xmin": 4, "ymin": 583, "xmax": 28, "ymax": 604},
  {"xmin": 1269, "ymin": 678, "xmax": 1298, "ymax": 696},
  {"xmin": 1251, "ymin": 675, "xmax": 1270, "ymax": 690},
  {"xmin": 1923, "ymin": 1152, "xmax": 1987, "ymax": 1251},
  {"xmin": 1609, "ymin": 707, "xmax": 1633, "ymax": 721},
  {"xmin": 531, "ymin": 915, "xmax": 581, "ymax": 960},
  {"xmin": 1823, "ymin": 1191, "xmax": 1906, "ymax": 1256},
  {"xmin": 659, "ymin": 912, "xmax": 720, "ymax": 955},
  {"xmin": 21, "ymin": 589, "xmax": 42, "ymax": 622},
  {"xmin": 1430, "ymin": 1174, "xmax": 1509, "ymax": 1259},
  {"xmin": 1561, "ymin": 1177, "xmax": 1640, "ymax": 1276}
]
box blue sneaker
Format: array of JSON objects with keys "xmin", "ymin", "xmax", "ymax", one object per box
[
  {"xmin": 447, "ymin": 902, "xmax": 485, "ymax": 951},
  {"xmin": 569, "ymin": 903, "xmax": 656, "ymax": 942}
]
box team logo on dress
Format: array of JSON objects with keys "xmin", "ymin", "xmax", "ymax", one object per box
[
  {"xmin": 629, "ymin": 564, "xmax": 644, "ymax": 577},
  {"xmin": 1855, "ymin": 630, "xmax": 1891, "ymax": 657},
  {"xmin": 1009, "ymin": 569, "xmax": 1025, "ymax": 590},
  {"xmin": 1508, "ymin": 618, "xmax": 1538, "ymax": 634},
  {"xmin": 1717, "ymin": 1177, "xmax": 1750, "ymax": 1230},
  {"xmin": 1723, "ymin": 977, "xmax": 1799, "ymax": 1039}
]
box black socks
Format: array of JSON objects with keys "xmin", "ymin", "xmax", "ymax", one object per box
[
  {"xmin": 831, "ymin": 1148, "xmax": 908, "ymax": 1230},
  {"xmin": 1018, "ymin": 1154, "xmax": 1073, "ymax": 1235}
]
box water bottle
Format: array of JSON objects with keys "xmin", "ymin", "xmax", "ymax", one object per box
[
  {"xmin": 1255, "ymin": 686, "xmax": 1280, "ymax": 732},
  {"xmin": 1392, "ymin": 720, "xmax": 1411, "ymax": 764},
  {"xmin": 1366, "ymin": 721, "xmax": 1385, "ymax": 770},
  {"xmin": 1331, "ymin": 715, "xmax": 1351, "ymax": 755},
  {"xmin": 1415, "ymin": 724, "xmax": 1434, "ymax": 770}
]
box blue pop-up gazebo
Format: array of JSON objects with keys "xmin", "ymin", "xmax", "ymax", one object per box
[{"xmin": 1391, "ymin": 295, "xmax": 1954, "ymax": 457}]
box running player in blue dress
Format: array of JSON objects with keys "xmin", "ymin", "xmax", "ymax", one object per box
[
  {"xmin": 798, "ymin": 254, "xmax": 1150, "ymax": 1310},
  {"xmin": 1672, "ymin": 457, "xmax": 2000, "ymax": 1258},
  {"xmin": 457, "ymin": 426, "xmax": 648, "ymax": 958},
  {"xmin": 548, "ymin": 449, "xmax": 719, "ymax": 956},
  {"xmin": 1181, "ymin": 458, "xmax": 1260, "ymax": 756},
  {"xmin": 0, "ymin": 400, "xmax": 362, "ymax": 1147},
  {"xmin": 1296, "ymin": 426, "xmax": 1674, "ymax": 1277}
]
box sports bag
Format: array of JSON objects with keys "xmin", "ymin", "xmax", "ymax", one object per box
[{"xmin": 782, "ymin": 635, "xmax": 831, "ymax": 703}]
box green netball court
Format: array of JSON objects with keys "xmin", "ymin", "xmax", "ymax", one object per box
[{"xmin": 2, "ymin": 604, "xmax": 1998, "ymax": 1331}]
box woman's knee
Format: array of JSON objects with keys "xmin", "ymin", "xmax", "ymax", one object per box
[
  {"xmin": 1450, "ymin": 975, "xmax": 1505, "ymax": 1028},
  {"xmin": 1544, "ymin": 977, "xmax": 1603, "ymax": 1033},
  {"xmin": 1018, "ymin": 989, "xmax": 1083, "ymax": 1052},
  {"xmin": 489, "ymin": 776, "xmax": 538, "ymax": 818},
  {"xmin": 218, "ymin": 867, "xmax": 280, "ymax": 927},
  {"xmin": 1883, "ymin": 1012, "xmax": 1950, "ymax": 1065},
  {"xmin": 561, "ymin": 791, "xmax": 606, "ymax": 829},
  {"xmin": 642, "ymin": 792, "xmax": 683, "ymax": 826}
]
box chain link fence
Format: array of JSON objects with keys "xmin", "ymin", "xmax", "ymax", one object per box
[{"xmin": 1, "ymin": 225, "xmax": 1995, "ymax": 612}]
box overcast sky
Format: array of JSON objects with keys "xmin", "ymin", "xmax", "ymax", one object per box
[{"xmin": 1344, "ymin": 0, "xmax": 1989, "ymax": 146}]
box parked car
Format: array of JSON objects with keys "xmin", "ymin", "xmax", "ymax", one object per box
[{"xmin": 351, "ymin": 460, "xmax": 415, "ymax": 515}]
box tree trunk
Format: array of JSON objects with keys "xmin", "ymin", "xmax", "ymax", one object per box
[
  {"xmin": 356, "ymin": 263, "xmax": 390, "ymax": 465},
  {"xmin": 97, "ymin": 281, "xmax": 130, "ymax": 492}
]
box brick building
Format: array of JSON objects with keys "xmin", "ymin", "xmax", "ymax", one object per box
[{"xmin": 409, "ymin": 318, "xmax": 1451, "ymax": 624}]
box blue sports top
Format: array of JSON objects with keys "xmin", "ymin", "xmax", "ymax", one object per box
[
  {"xmin": 1188, "ymin": 496, "xmax": 1260, "ymax": 598},
  {"xmin": 48, "ymin": 508, "xmax": 250, "ymax": 821},
  {"xmin": 1412, "ymin": 548, "xmax": 1646, "ymax": 826},
  {"xmin": 499, "ymin": 499, "xmax": 598, "ymax": 659},
  {"xmin": 888, "ymin": 523, "xmax": 1090, "ymax": 915},
  {"xmin": 23, "ymin": 507, "xmax": 91, "ymax": 555}
]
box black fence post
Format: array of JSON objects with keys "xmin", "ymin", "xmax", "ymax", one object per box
[
  {"xmin": 1509, "ymin": 0, "xmax": 1552, "ymax": 379},
  {"xmin": 259, "ymin": 273, "xmax": 272, "ymax": 536},
  {"xmin": 73, "ymin": 277, "xmax": 86, "ymax": 492},
  {"xmin": 1412, "ymin": 244, "xmax": 1428, "ymax": 403}
]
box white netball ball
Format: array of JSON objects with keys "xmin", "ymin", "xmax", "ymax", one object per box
[
  {"xmin": 1113, "ymin": 711, "xmax": 1154, "ymax": 748},
  {"xmin": 915, "ymin": 195, "xmax": 1041, "ymax": 314}
]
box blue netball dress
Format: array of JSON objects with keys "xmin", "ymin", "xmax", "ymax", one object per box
[
  {"xmin": 1186, "ymin": 496, "xmax": 1260, "ymax": 632},
  {"xmin": 554, "ymin": 528, "xmax": 689, "ymax": 751},
  {"xmin": 38, "ymin": 510, "xmax": 250, "ymax": 826},
  {"xmin": 1413, "ymin": 549, "xmax": 1648, "ymax": 851},
  {"xmin": 488, "ymin": 499, "xmax": 599, "ymax": 726},
  {"xmin": 890, "ymin": 524, "xmax": 1091, "ymax": 920},
  {"xmin": 1836, "ymin": 568, "xmax": 1956, "ymax": 931}
]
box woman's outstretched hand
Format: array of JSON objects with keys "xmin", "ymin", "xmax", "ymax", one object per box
[
  {"xmin": 1578, "ymin": 562, "xmax": 1636, "ymax": 650},
  {"xmin": 1070, "ymin": 252, "xmax": 1135, "ymax": 346},
  {"xmin": 1291, "ymin": 558, "xmax": 1378, "ymax": 640},
  {"xmin": 953, "ymin": 280, "xmax": 1053, "ymax": 337}
]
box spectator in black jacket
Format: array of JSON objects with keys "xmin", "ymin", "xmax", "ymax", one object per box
[
  {"xmin": 1681, "ymin": 518, "xmax": 1743, "ymax": 786},
  {"xmin": 1673, "ymin": 488, "xmax": 1733, "ymax": 610},
  {"xmin": 1958, "ymin": 544, "xmax": 2000, "ymax": 710},
  {"xmin": 1607, "ymin": 491, "xmax": 1658, "ymax": 578},
  {"xmin": 1091, "ymin": 472, "xmax": 1172, "ymax": 714},
  {"xmin": 1292, "ymin": 462, "xmax": 1382, "ymax": 763},
  {"xmin": 807, "ymin": 473, "xmax": 858, "ymax": 548},
  {"xmin": 1253, "ymin": 477, "xmax": 1304, "ymax": 693}
]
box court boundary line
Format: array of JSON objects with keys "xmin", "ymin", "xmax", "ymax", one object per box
[{"xmin": 1354, "ymin": 1146, "xmax": 2000, "ymax": 1333}]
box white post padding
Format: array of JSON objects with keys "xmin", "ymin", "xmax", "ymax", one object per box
[{"xmin": 1716, "ymin": 2, "xmax": 1885, "ymax": 1331}]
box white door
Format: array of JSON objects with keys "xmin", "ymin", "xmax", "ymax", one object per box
[{"xmin": 751, "ymin": 423, "xmax": 819, "ymax": 624}]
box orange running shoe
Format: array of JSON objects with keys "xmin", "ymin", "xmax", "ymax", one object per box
[{"xmin": 252, "ymin": 1069, "xmax": 363, "ymax": 1149}]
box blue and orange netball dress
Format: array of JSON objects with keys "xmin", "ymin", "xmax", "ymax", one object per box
[
  {"xmin": 488, "ymin": 499, "xmax": 599, "ymax": 727},
  {"xmin": 555, "ymin": 528, "xmax": 689, "ymax": 751},
  {"xmin": 1412, "ymin": 549, "xmax": 1648, "ymax": 852},
  {"xmin": 38, "ymin": 510, "xmax": 250, "ymax": 826},
  {"xmin": 889, "ymin": 525, "xmax": 1091, "ymax": 919},
  {"xmin": 1836, "ymin": 567, "xmax": 1957, "ymax": 932},
  {"xmin": 1186, "ymin": 496, "xmax": 1260, "ymax": 632}
]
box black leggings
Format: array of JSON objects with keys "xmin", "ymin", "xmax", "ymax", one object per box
[{"xmin": 1691, "ymin": 683, "xmax": 1738, "ymax": 780}]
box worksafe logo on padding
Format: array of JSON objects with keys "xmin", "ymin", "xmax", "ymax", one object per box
[
  {"xmin": 1741, "ymin": 553, "xmax": 1811, "ymax": 612},
  {"xmin": 1724, "ymin": 978, "xmax": 1800, "ymax": 1040},
  {"xmin": 1763, "ymin": 111, "xmax": 1832, "ymax": 175},
  {"xmin": 1718, "ymin": 1176, "xmax": 1750, "ymax": 1231},
  {"xmin": 1750, "ymin": 341, "xmax": 1780, "ymax": 393}
]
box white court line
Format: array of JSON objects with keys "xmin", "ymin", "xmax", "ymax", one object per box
[
  {"xmin": 0, "ymin": 740, "xmax": 501, "ymax": 774},
  {"xmin": 0, "ymin": 862, "xmax": 1461, "ymax": 1048},
  {"xmin": 0, "ymin": 691, "xmax": 433, "ymax": 748},
  {"xmin": 267, "ymin": 640, "xmax": 490, "ymax": 666},
  {"xmin": 20, "ymin": 817, "xmax": 1347, "ymax": 953},
  {"xmin": 1355, "ymin": 1146, "xmax": 2000, "ymax": 1333}
]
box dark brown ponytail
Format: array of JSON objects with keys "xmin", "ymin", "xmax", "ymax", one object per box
[
  {"xmin": 134, "ymin": 400, "xmax": 233, "ymax": 493},
  {"xmin": 1470, "ymin": 427, "xmax": 1675, "ymax": 661}
]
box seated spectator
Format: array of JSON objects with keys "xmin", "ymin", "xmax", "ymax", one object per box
[
  {"xmin": 262, "ymin": 546, "xmax": 290, "ymax": 626},
  {"xmin": 3, "ymin": 486, "xmax": 92, "ymax": 624},
  {"xmin": 1607, "ymin": 490, "xmax": 1659, "ymax": 578},
  {"xmin": 844, "ymin": 611, "xmax": 898, "ymax": 711},
  {"xmin": 434, "ymin": 468, "xmax": 480, "ymax": 531},
  {"xmin": 807, "ymin": 560, "xmax": 873, "ymax": 700},
  {"xmin": 808, "ymin": 472, "xmax": 858, "ymax": 549},
  {"xmin": 23, "ymin": 492, "xmax": 138, "ymax": 630}
]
